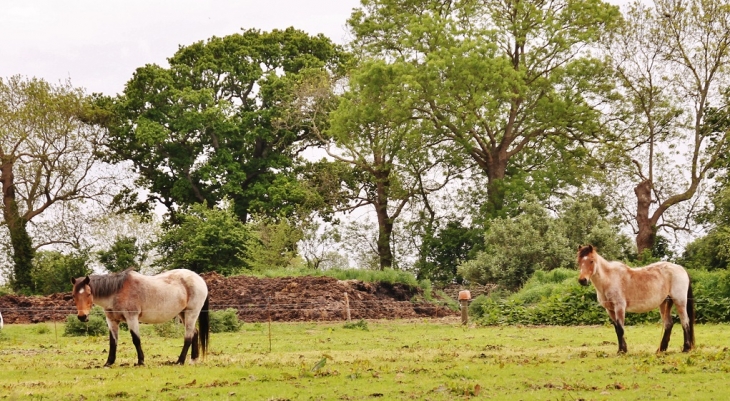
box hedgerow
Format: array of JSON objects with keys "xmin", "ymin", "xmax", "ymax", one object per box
[{"xmin": 471, "ymin": 268, "xmax": 730, "ymax": 326}]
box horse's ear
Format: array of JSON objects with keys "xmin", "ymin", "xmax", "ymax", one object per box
[
  {"xmin": 83, "ymin": 276, "xmax": 90, "ymax": 286},
  {"xmin": 587, "ymin": 245, "xmax": 594, "ymax": 252},
  {"xmin": 70, "ymin": 277, "xmax": 76, "ymax": 285}
]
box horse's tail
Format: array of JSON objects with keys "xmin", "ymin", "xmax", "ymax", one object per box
[
  {"xmin": 199, "ymin": 295, "xmax": 210, "ymax": 358},
  {"xmin": 687, "ymin": 280, "xmax": 695, "ymax": 348}
]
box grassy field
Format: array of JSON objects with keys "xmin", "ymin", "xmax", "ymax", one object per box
[{"xmin": 1, "ymin": 319, "xmax": 729, "ymax": 400}]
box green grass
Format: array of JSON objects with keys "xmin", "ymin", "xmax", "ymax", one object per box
[{"xmin": 1, "ymin": 320, "xmax": 729, "ymax": 400}]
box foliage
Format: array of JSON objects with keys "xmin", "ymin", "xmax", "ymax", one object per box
[
  {"xmin": 97, "ymin": 28, "xmax": 349, "ymax": 224},
  {"xmin": 471, "ymin": 268, "xmax": 730, "ymax": 325},
  {"xmin": 342, "ymin": 319, "xmax": 369, "ymax": 331},
  {"xmin": 209, "ymin": 309, "xmax": 243, "ymax": 333},
  {"xmin": 154, "ymin": 203, "xmax": 249, "ymax": 275},
  {"xmin": 97, "ymin": 235, "xmax": 145, "ymax": 273},
  {"xmin": 459, "ymin": 196, "xmax": 632, "ymax": 290},
  {"xmin": 415, "ymin": 220, "xmax": 483, "ymax": 284},
  {"xmin": 244, "ymin": 217, "xmax": 303, "ymax": 272},
  {"xmin": 63, "ymin": 306, "xmax": 108, "ymax": 336},
  {"xmin": 349, "ymin": 0, "xmax": 621, "ymax": 217},
  {"xmin": 153, "ymin": 319, "xmax": 184, "ymax": 338},
  {"xmin": 0, "ymin": 76, "xmax": 116, "ymax": 292},
  {"xmin": 31, "ymin": 251, "xmax": 92, "ymax": 295}
]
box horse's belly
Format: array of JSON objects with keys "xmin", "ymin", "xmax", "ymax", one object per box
[
  {"xmin": 138, "ymin": 299, "xmax": 187, "ymax": 324},
  {"xmin": 626, "ymin": 295, "xmax": 665, "ymax": 313}
]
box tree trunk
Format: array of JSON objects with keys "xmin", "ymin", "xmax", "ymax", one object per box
[
  {"xmin": 634, "ymin": 179, "xmax": 656, "ymax": 256},
  {"xmin": 374, "ymin": 173, "xmax": 393, "ymax": 270},
  {"xmin": 483, "ymin": 151, "xmax": 509, "ymax": 218},
  {"xmin": 1, "ymin": 161, "xmax": 35, "ymax": 292}
]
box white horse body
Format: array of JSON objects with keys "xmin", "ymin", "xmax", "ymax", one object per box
[
  {"xmin": 93, "ymin": 270, "xmax": 207, "ymax": 324},
  {"xmin": 72, "ymin": 268, "xmax": 209, "ymax": 366},
  {"xmin": 578, "ymin": 245, "xmax": 694, "ymax": 353}
]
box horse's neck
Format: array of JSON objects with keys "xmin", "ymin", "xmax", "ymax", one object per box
[
  {"xmin": 591, "ymin": 255, "xmax": 625, "ymax": 286},
  {"xmin": 91, "ymin": 294, "xmax": 114, "ymax": 310}
]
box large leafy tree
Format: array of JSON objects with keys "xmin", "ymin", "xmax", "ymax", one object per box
[
  {"xmin": 99, "ymin": 28, "xmax": 349, "ymax": 224},
  {"xmin": 348, "ymin": 0, "xmax": 621, "ymax": 217},
  {"xmin": 604, "ymin": 0, "xmax": 730, "ymax": 255},
  {"xmin": 323, "ymin": 61, "xmax": 457, "ymax": 269},
  {"xmin": 0, "ymin": 76, "xmax": 114, "ymax": 292}
]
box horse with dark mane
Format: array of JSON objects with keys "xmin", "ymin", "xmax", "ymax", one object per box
[
  {"xmin": 577, "ymin": 245, "xmax": 694, "ymax": 354},
  {"xmin": 71, "ymin": 268, "xmax": 209, "ymax": 366}
]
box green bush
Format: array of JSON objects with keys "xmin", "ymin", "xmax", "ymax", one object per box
[
  {"xmin": 469, "ymin": 267, "xmax": 730, "ymax": 326},
  {"xmin": 154, "ymin": 319, "xmax": 184, "ymax": 338},
  {"xmin": 210, "ymin": 309, "xmax": 243, "ymax": 333},
  {"xmin": 64, "ymin": 306, "xmax": 108, "ymax": 336},
  {"xmin": 343, "ymin": 319, "xmax": 369, "ymax": 331}
]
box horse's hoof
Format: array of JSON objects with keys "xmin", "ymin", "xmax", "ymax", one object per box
[{"xmin": 134, "ymin": 362, "xmax": 145, "ymax": 367}]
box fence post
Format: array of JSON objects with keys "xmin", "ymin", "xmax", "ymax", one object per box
[
  {"xmin": 458, "ymin": 290, "xmax": 472, "ymax": 325},
  {"xmin": 344, "ymin": 292, "xmax": 351, "ymax": 322}
]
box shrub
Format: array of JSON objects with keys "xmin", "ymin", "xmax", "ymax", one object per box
[
  {"xmin": 343, "ymin": 319, "xmax": 369, "ymax": 330},
  {"xmin": 154, "ymin": 319, "xmax": 184, "ymax": 338},
  {"xmin": 210, "ymin": 308, "xmax": 243, "ymax": 333},
  {"xmin": 32, "ymin": 251, "xmax": 92, "ymax": 295},
  {"xmin": 64, "ymin": 306, "xmax": 108, "ymax": 336}
]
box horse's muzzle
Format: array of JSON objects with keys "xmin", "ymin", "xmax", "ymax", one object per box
[
  {"xmin": 77, "ymin": 315, "xmax": 89, "ymax": 322},
  {"xmin": 578, "ymin": 278, "xmax": 589, "ymax": 286}
]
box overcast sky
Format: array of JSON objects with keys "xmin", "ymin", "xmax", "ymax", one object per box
[{"xmin": 1, "ymin": 0, "xmax": 361, "ymax": 96}]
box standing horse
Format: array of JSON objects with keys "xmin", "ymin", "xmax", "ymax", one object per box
[
  {"xmin": 71, "ymin": 269, "xmax": 209, "ymax": 366},
  {"xmin": 577, "ymin": 245, "xmax": 694, "ymax": 354}
]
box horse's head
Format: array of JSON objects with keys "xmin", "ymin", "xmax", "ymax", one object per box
[
  {"xmin": 577, "ymin": 245, "xmax": 596, "ymax": 286},
  {"xmin": 71, "ymin": 276, "xmax": 93, "ymax": 322}
]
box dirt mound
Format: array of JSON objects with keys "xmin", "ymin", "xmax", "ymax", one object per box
[{"xmin": 0, "ymin": 273, "xmax": 457, "ymax": 324}]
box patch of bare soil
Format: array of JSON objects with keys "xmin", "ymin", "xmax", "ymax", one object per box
[{"xmin": 0, "ymin": 273, "xmax": 457, "ymax": 324}]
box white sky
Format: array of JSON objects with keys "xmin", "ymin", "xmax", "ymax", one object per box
[{"xmin": 0, "ymin": 0, "xmax": 361, "ymax": 96}]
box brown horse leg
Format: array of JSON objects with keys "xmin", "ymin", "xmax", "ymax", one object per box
[
  {"xmin": 105, "ymin": 320, "xmax": 119, "ymax": 367},
  {"xmin": 658, "ymin": 298, "xmax": 674, "ymax": 352}
]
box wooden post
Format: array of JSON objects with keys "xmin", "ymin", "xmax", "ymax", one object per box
[
  {"xmin": 344, "ymin": 292, "xmax": 351, "ymax": 322},
  {"xmin": 267, "ymin": 296, "xmax": 272, "ymax": 352},
  {"xmin": 458, "ymin": 290, "xmax": 472, "ymax": 325}
]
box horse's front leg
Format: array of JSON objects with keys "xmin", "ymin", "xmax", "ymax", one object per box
[
  {"xmin": 126, "ymin": 316, "xmax": 145, "ymax": 366},
  {"xmin": 104, "ymin": 318, "xmax": 119, "ymax": 367},
  {"xmin": 607, "ymin": 306, "xmax": 627, "ymax": 354}
]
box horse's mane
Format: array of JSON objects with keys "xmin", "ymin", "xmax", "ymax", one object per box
[
  {"xmin": 89, "ymin": 269, "xmax": 133, "ymax": 297},
  {"xmin": 578, "ymin": 245, "xmax": 594, "ymax": 259}
]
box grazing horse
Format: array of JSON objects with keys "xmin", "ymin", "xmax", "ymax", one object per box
[
  {"xmin": 577, "ymin": 245, "xmax": 694, "ymax": 354},
  {"xmin": 71, "ymin": 269, "xmax": 209, "ymax": 366}
]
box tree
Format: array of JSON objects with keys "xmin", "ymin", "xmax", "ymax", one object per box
[
  {"xmin": 0, "ymin": 76, "xmax": 115, "ymax": 292},
  {"xmin": 348, "ymin": 0, "xmax": 621, "ymax": 217},
  {"xmin": 323, "ymin": 61, "xmax": 457, "ymax": 269},
  {"xmin": 414, "ymin": 220, "xmax": 483, "ymax": 284},
  {"xmin": 98, "ymin": 28, "xmax": 349, "ymax": 224},
  {"xmin": 97, "ymin": 236, "xmax": 146, "ymax": 273},
  {"xmin": 459, "ymin": 196, "xmax": 632, "ymax": 290},
  {"xmin": 605, "ymin": 0, "xmax": 730, "ymax": 254},
  {"xmin": 154, "ymin": 203, "xmax": 249, "ymax": 275},
  {"xmin": 31, "ymin": 250, "xmax": 91, "ymax": 295}
]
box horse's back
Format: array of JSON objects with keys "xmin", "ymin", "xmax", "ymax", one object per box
[
  {"xmin": 622, "ymin": 261, "xmax": 690, "ymax": 312},
  {"xmin": 131, "ymin": 269, "xmax": 208, "ymax": 324}
]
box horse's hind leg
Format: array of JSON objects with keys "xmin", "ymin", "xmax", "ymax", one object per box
[
  {"xmin": 176, "ymin": 310, "xmax": 200, "ymax": 365},
  {"xmin": 674, "ymin": 300, "xmax": 693, "ymax": 352},
  {"xmin": 658, "ymin": 298, "xmax": 674, "ymax": 352}
]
